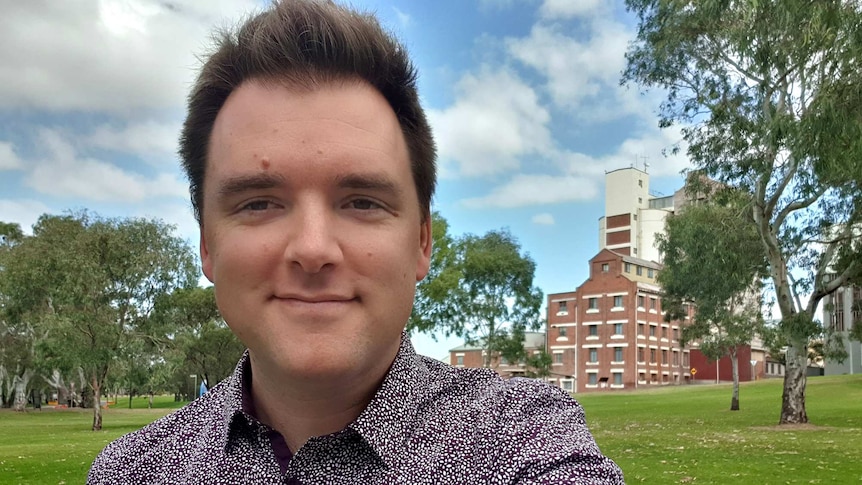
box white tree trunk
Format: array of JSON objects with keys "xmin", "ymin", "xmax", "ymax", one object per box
[{"xmin": 12, "ymin": 370, "xmax": 33, "ymax": 412}]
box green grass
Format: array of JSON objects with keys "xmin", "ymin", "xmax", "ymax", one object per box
[
  {"xmin": 0, "ymin": 396, "xmax": 184, "ymax": 485},
  {"xmin": 578, "ymin": 375, "xmax": 862, "ymax": 484},
  {"xmin": 0, "ymin": 378, "xmax": 860, "ymax": 484}
]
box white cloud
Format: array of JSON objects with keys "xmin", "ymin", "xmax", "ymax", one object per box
[
  {"xmin": 461, "ymin": 174, "xmax": 598, "ymax": 208},
  {"xmin": 531, "ymin": 213, "xmax": 555, "ymax": 225},
  {"xmin": 0, "ymin": 199, "xmax": 52, "ymax": 234},
  {"xmin": 506, "ymin": 21, "xmax": 632, "ymax": 109},
  {"xmin": 553, "ymin": 126, "xmax": 688, "ymax": 179},
  {"xmin": 0, "ymin": 141, "xmax": 23, "ymax": 170},
  {"xmin": 539, "ymin": 0, "xmax": 603, "ymax": 19},
  {"xmin": 428, "ymin": 67, "xmax": 553, "ymax": 177},
  {"xmin": 25, "ymin": 129, "xmax": 187, "ymax": 203},
  {"xmin": 393, "ymin": 7, "xmax": 411, "ymax": 28},
  {"xmin": 0, "ymin": 0, "xmax": 258, "ymax": 115},
  {"xmin": 87, "ymin": 120, "xmax": 181, "ymax": 161}
]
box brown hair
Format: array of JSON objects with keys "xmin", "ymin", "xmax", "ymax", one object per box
[{"xmin": 179, "ymin": 0, "xmax": 436, "ymax": 223}]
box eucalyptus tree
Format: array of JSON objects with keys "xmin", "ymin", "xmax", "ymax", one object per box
[
  {"xmin": 410, "ymin": 214, "xmax": 543, "ymax": 368},
  {"xmin": 0, "ymin": 212, "xmax": 197, "ymax": 429},
  {"xmin": 624, "ymin": 0, "xmax": 862, "ymax": 424},
  {"xmin": 657, "ymin": 187, "xmax": 768, "ymax": 410}
]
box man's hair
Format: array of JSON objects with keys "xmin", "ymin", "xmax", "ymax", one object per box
[{"xmin": 179, "ymin": 0, "xmax": 436, "ymax": 223}]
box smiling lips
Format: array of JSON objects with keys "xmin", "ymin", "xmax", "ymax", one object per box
[{"xmin": 273, "ymin": 294, "xmax": 358, "ymax": 312}]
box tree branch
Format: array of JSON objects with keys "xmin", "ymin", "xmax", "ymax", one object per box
[{"xmin": 774, "ymin": 186, "xmax": 829, "ymax": 230}]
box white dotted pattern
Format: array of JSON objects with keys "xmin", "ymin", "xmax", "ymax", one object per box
[{"xmin": 88, "ymin": 336, "xmax": 624, "ymax": 484}]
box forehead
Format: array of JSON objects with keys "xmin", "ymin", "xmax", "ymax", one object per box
[{"xmin": 206, "ymin": 79, "xmax": 410, "ymax": 178}]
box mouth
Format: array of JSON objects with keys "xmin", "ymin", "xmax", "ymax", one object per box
[{"xmin": 272, "ymin": 294, "xmax": 359, "ymax": 304}]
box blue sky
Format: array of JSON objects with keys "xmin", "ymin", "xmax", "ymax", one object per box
[{"xmin": 0, "ymin": 0, "xmax": 694, "ymax": 359}]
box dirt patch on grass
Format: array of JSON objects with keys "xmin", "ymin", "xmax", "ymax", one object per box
[{"xmin": 750, "ymin": 423, "xmax": 835, "ymax": 431}]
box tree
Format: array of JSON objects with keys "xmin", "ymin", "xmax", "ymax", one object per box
[
  {"xmin": 0, "ymin": 222, "xmax": 37, "ymax": 409},
  {"xmin": 409, "ymin": 212, "xmax": 461, "ymax": 335},
  {"xmin": 624, "ymin": 0, "xmax": 862, "ymax": 424},
  {"xmin": 150, "ymin": 286, "xmax": 245, "ymax": 397},
  {"xmin": 411, "ymin": 217, "xmax": 543, "ymax": 368},
  {"xmin": 0, "ymin": 212, "xmax": 197, "ymax": 429},
  {"xmin": 657, "ymin": 187, "xmax": 767, "ymax": 410}
]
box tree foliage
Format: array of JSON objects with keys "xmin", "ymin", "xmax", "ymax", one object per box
[
  {"xmin": 657, "ymin": 186, "xmax": 767, "ymax": 410},
  {"xmin": 409, "ymin": 214, "xmax": 544, "ymax": 368},
  {"xmin": 150, "ymin": 286, "xmax": 245, "ymax": 394},
  {"xmin": 624, "ymin": 0, "xmax": 862, "ymax": 424},
  {"xmin": 0, "ymin": 212, "xmax": 197, "ymax": 429}
]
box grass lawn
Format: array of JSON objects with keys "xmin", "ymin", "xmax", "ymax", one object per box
[
  {"xmin": 0, "ymin": 376, "xmax": 859, "ymax": 484},
  {"xmin": 579, "ymin": 374, "xmax": 862, "ymax": 483}
]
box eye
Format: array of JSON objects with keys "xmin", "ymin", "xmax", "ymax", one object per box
[
  {"xmin": 241, "ymin": 200, "xmax": 272, "ymax": 211},
  {"xmin": 348, "ymin": 198, "xmax": 382, "ymax": 211}
]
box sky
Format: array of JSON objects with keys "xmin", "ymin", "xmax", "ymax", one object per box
[{"xmin": 0, "ymin": 0, "xmax": 695, "ymax": 360}]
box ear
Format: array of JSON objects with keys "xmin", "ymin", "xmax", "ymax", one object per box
[
  {"xmin": 415, "ymin": 213, "xmax": 432, "ymax": 282},
  {"xmin": 200, "ymin": 228, "xmax": 215, "ymax": 284}
]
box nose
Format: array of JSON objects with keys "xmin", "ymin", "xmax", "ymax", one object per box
[{"xmin": 283, "ymin": 201, "xmax": 343, "ymax": 274}]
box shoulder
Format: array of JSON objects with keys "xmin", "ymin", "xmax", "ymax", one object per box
[
  {"xmin": 420, "ymin": 365, "xmax": 624, "ymax": 484},
  {"xmin": 87, "ymin": 384, "xmax": 232, "ymax": 484},
  {"xmin": 494, "ymin": 378, "xmax": 625, "ymax": 483}
]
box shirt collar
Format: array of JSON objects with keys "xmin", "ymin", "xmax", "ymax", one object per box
[
  {"xmin": 217, "ymin": 350, "xmax": 254, "ymax": 453},
  {"xmin": 221, "ymin": 334, "xmax": 443, "ymax": 469},
  {"xmin": 349, "ymin": 333, "xmax": 444, "ymax": 470}
]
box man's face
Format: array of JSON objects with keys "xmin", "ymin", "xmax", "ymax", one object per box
[{"xmin": 200, "ymin": 80, "xmax": 431, "ymax": 382}]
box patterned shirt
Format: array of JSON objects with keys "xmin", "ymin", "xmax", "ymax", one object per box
[{"xmin": 88, "ymin": 336, "xmax": 624, "ymax": 484}]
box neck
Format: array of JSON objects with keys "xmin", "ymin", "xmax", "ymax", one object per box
[{"xmin": 247, "ymin": 350, "xmax": 396, "ymax": 452}]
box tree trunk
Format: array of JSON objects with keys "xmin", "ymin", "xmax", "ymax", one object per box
[
  {"xmin": 730, "ymin": 348, "xmax": 740, "ymax": 411},
  {"xmin": 92, "ymin": 378, "xmax": 103, "ymax": 431},
  {"xmin": 780, "ymin": 339, "xmax": 808, "ymax": 424},
  {"xmin": 12, "ymin": 369, "xmax": 32, "ymax": 412}
]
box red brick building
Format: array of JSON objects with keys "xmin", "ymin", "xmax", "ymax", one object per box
[
  {"xmin": 547, "ymin": 249, "xmax": 692, "ymax": 393},
  {"xmin": 449, "ymin": 331, "xmax": 547, "ymax": 378}
]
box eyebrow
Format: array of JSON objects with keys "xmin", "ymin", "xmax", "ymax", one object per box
[
  {"xmin": 216, "ymin": 172, "xmax": 287, "ymax": 198},
  {"xmin": 335, "ymin": 173, "xmax": 403, "ymax": 197}
]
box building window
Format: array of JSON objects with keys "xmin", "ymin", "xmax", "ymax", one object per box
[
  {"xmin": 638, "ymin": 197, "xmax": 643, "ymax": 204},
  {"xmin": 633, "ymin": 247, "xmax": 638, "ymax": 255},
  {"xmin": 613, "ymin": 295, "xmax": 624, "ymax": 308},
  {"xmin": 638, "ymin": 179, "xmax": 643, "ymax": 187},
  {"xmin": 673, "ymin": 351, "xmax": 679, "ymax": 365},
  {"xmin": 638, "ymin": 295, "xmax": 645, "ymax": 308},
  {"xmin": 636, "ymin": 266, "xmax": 643, "ymax": 276},
  {"xmin": 673, "ymin": 328, "xmax": 679, "ymax": 340},
  {"xmin": 638, "ymin": 323, "xmax": 645, "ymax": 335},
  {"xmin": 614, "ymin": 323, "xmax": 624, "ymax": 335},
  {"xmin": 650, "ymin": 349, "xmax": 657, "ymax": 363},
  {"xmin": 559, "ymin": 326, "xmax": 568, "ymax": 337},
  {"xmin": 613, "ymin": 372, "xmax": 623, "ymax": 385},
  {"xmin": 558, "ymin": 301, "xmax": 567, "ymax": 312},
  {"xmin": 614, "ymin": 347, "xmax": 623, "ymax": 362},
  {"xmin": 588, "ymin": 373, "xmax": 598, "ymax": 385},
  {"xmin": 661, "ymin": 327, "xmax": 668, "ymax": 339},
  {"xmin": 649, "ymin": 325, "xmax": 656, "ymax": 337},
  {"xmin": 624, "ymin": 262, "xmax": 631, "ymax": 272},
  {"xmin": 553, "ymin": 352, "xmax": 563, "ymax": 364},
  {"xmin": 662, "ymin": 350, "xmax": 668, "ymax": 363},
  {"xmin": 589, "ymin": 325, "xmax": 598, "ymax": 337},
  {"xmin": 456, "ymin": 355, "xmax": 464, "ymax": 366},
  {"xmin": 562, "ymin": 380, "xmax": 573, "ymax": 391},
  {"xmin": 602, "ymin": 263, "xmax": 610, "ymax": 272},
  {"xmin": 638, "ymin": 348, "xmax": 645, "ymax": 362},
  {"xmin": 633, "ymin": 214, "xmax": 638, "ymax": 221},
  {"xmin": 588, "ymin": 298, "xmax": 598, "ymax": 310},
  {"xmin": 589, "ymin": 349, "xmax": 598, "ymax": 362},
  {"xmin": 647, "ymin": 268, "xmax": 654, "ymax": 278},
  {"xmin": 650, "ymin": 298, "xmax": 657, "ymax": 310},
  {"xmin": 683, "ymin": 352, "xmax": 690, "ymax": 366}
]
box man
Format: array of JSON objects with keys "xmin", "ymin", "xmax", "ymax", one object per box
[{"xmin": 88, "ymin": 1, "xmax": 624, "ymax": 483}]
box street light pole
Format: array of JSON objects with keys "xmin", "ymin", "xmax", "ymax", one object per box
[{"xmin": 190, "ymin": 374, "xmax": 197, "ymax": 400}]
